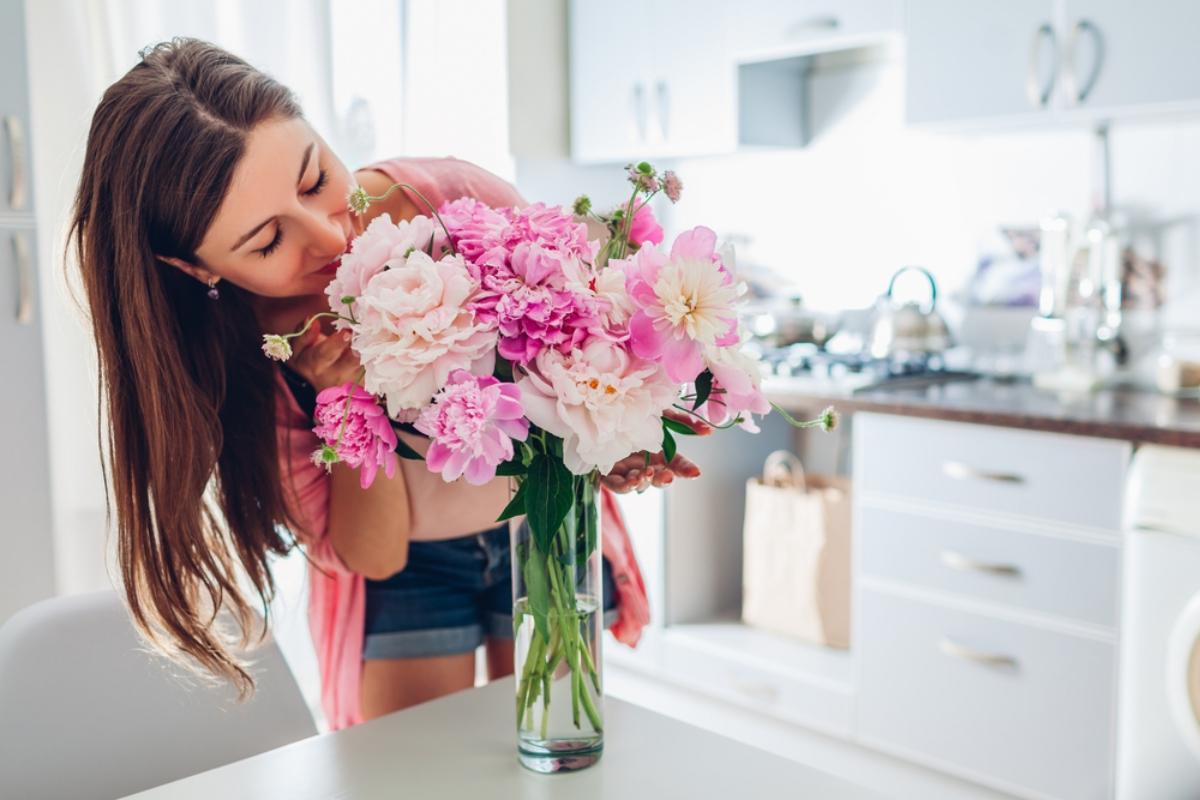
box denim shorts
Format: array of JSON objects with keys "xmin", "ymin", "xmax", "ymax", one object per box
[{"xmin": 363, "ymin": 524, "xmax": 620, "ymax": 659}]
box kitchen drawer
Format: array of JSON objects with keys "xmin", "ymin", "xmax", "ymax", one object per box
[
  {"xmin": 854, "ymin": 413, "xmax": 1128, "ymax": 531},
  {"xmin": 857, "ymin": 588, "xmax": 1115, "ymax": 800},
  {"xmin": 858, "ymin": 505, "xmax": 1120, "ymax": 628}
]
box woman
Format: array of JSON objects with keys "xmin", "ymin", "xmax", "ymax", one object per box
[{"xmin": 68, "ymin": 37, "xmax": 701, "ymax": 729}]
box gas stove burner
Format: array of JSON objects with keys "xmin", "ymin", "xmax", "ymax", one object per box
[{"xmin": 759, "ymin": 343, "xmax": 979, "ymax": 393}]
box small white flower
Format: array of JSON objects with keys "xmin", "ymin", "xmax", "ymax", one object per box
[
  {"xmin": 347, "ymin": 185, "xmax": 372, "ymax": 215},
  {"xmin": 261, "ymin": 334, "xmax": 292, "ymax": 361},
  {"xmin": 310, "ymin": 445, "xmax": 339, "ymax": 472}
]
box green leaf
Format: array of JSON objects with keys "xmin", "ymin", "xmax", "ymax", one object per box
[
  {"xmin": 523, "ymin": 549, "xmax": 551, "ymax": 643},
  {"xmin": 692, "ymin": 370, "xmax": 713, "ymax": 410},
  {"xmin": 662, "ymin": 416, "xmax": 698, "ymax": 436},
  {"xmin": 496, "ymin": 480, "xmax": 527, "ymax": 522},
  {"xmin": 494, "ymin": 458, "xmax": 526, "ymax": 477},
  {"xmin": 525, "ymin": 455, "xmax": 575, "ymax": 556},
  {"xmin": 662, "ymin": 427, "xmax": 677, "ymax": 464}
]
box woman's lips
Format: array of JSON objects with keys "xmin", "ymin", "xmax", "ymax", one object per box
[{"xmin": 319, "ymin": 260, "xmax": 340, "ymax": 274}]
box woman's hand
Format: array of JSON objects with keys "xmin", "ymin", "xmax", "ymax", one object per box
[
  {"xmin": 287, "ymin": 323, "xmax": 362, "ymax": 393},
  {"xmin": 601, "ymin": 409, "xmax": 714, "ymax": 494}
]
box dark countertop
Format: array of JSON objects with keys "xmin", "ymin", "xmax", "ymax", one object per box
[{"xmin": 764, "ymin": 375, "xmax": 1200, "ymax": 448}]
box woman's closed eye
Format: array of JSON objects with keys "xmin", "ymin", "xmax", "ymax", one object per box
[{"xmin": 255, "ymin": 168, "xmax": 329, "ymax": 258}]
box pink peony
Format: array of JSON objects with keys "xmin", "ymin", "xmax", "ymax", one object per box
[
  {"xmin": 499, "ymin": 202, "xmax": 593, "ymax": 261},
  {"xmin": 312, "ymin": 382, "xmax": 399, "ymax": 489},
  {"xmin": 354, "ymin": 249, "xmax": 497, "ymax": 416},
  {"xmin": 437, "ymin": 197, "xmax": 510, "ymax": 268},
  {"xmin": 414, "ymin": 370, "xmax": 529, "ymax": 485},
  {"xmin": 695, "ymin": 346, "xmax": 771, "ymax": 432},
  {"xmin": 516, "ymin": 338, "xmax": 679, "ymax": 475},
  {"xmin": 473, "ymin": 241, "xmax": 601, "ymax": 364},
  {"xmin": 618, "ymin": 226, "xmax": 740, "ymax": 383},
  {"xmin": 325, "ymin": 214, "xmax": 437, "ymax": 329},
  {"xmin": 627, "ymin": 203, "xmax": 664, "ymax": 248}
]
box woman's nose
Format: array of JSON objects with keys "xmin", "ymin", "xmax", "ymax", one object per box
[{"xmin": 307, "ymin": 210, "xmax": 350, "ymax": 257}]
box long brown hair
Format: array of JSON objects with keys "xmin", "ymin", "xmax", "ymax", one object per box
[{"xmin": 68, "ymin": 38, "xmax": 307, "ymax": 696}]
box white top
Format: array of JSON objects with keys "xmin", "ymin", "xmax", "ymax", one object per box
[{"xmin": 120, "ymin": 678, "xmax": 881, "ymax": 799}]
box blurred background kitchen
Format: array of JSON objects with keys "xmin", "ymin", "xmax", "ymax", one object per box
[{"xmin": 6, "ymin": 1, "xmax": 1200, "ymax": 798}]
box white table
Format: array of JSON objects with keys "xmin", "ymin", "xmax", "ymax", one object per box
[{"xmin": 121, "ymin": 678, "xmax": 883, "ymax": 799}]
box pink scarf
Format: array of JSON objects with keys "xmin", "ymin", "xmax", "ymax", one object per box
[{"xmin": 275, "ymin": 156, "xmax": 650, "ymax": 730}]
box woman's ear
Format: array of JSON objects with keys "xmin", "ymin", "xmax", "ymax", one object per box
[{"xmin": 156, "ymin": 254, "xmax": 216, "ymax": 285}]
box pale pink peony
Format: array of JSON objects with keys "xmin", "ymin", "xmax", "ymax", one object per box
[
  {"xmin": 516, "ymin": 338, "xmax": 679, "ymax": 475},
  {"xmin": 353, "ymin": 249, "xmax": 497, "ymax": 416},
  {"xmin": 325, "ymin": 214, "xmax": 437, "ymax": 329},
  {"xmin": 695, "ymin": 345, "xmax": 771, "ymax": 432},
  {"xmin": 618, "ymin": 226, "xmax": 740, "ymax": 383},
  {"xmin": 627, "ymin": 203, "xmax": 664, "ymax": 248},
  {"xmin": 312, "ymin": 382, "xmax": 399, "ymax": 489},
  {"xmin": 414, "ymin": 370, "xmax": 529, "ymax": 485}
]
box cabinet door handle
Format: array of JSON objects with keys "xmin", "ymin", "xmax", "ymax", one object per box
[
  {"xmin": 942, "ymin": 461, "xmax": 1025, "ymax": 485},
  {"xmin": 654, "ymin": 80, "xmax": 670, "ymax": 142},
  {"xmin": 1063, "ymin": 18, "xmax": 1104, "ymax": 104},
  {"xmin": 12, "ymin": 231, "xmax": 33, "ymax": 325},
  {"xmin": 630, "ymin": 83, "xmax": 647, "ymax": 142},
  {"xmin": 939, "ymin": 638, "xmax": 1019, "ymax": 670},
  {"xmin": 1025, "ymin": 23, "xmax": 1058, "ymax": 109},
  {"xmin": 940, "ymin": 550, "xmax": 1022, "ymax": 578},
  {"xmin": 5, "ymin": 116, "xmax": 29, "ymax": 212}
]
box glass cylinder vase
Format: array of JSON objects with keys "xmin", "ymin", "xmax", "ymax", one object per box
[{"xmin": 509, "ymin": 471, "xmax": 604, "ymax": 773}]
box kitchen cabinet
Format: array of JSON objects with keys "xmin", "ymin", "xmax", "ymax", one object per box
[
  {"xmin": 0, "ymin": 0, "xmax": 54, "ymax": 622},
  {"xmin": 567, "ymin": 0, "xmax": 736, "ymax": 163},
  {"xmin": 0, "ymin": 0, "xmax": 33, "ymax": 219},
  {"xmin": 853, "ymin": 413, "xmax": 1127, "ymax": 799},
  {"xmin": 566, "ymin": 0, "xmax": 900, "ymax": 162},
  {"xmin": 906, "ymin": 0, "xmax": 1200, "ymax": 127}
]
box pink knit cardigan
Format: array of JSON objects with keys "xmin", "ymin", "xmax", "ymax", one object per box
[{"xmin": 275, "ymin": 156, "xmax": 650, "ymax": 730}]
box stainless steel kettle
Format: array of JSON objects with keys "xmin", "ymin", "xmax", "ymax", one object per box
[{"xmin": 868, "ymin": 266, "xmax": 952, "ymax": 359}]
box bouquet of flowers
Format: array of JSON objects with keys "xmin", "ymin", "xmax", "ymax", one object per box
[{"xmin": 262, "ymin": 161, "xmax": 834, "ymax": 765}]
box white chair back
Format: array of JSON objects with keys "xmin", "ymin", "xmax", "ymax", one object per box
[{"xmin": 0, "ymin": 590, "xmax": 317, "ymax": 799}]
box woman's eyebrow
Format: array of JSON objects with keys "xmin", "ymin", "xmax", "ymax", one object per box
[{"xmin": 230, "ymin": 141, "xmax": 316, "ymax": 251}]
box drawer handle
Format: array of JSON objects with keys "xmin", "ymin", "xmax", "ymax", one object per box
[
  {"xmin": 942, "ymin": 461, "xmax": 1025, "ymax": 485},
  {"xmin": 13, "ymin": 231, "xmax": 33, "ymax": 325},
  {"xmin": 939, "ymin": 638, "xmax": 1019, "ymax": 671},
  {"xmin": 5, "ymin": 116, "xmax": 29, "ymax": 211},
  {"xmin": 940, "ymin": 550, "xmax": 1022, "ymax": 579}
]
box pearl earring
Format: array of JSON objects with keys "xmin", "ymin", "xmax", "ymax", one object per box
[{"xmin": 206, "ymin": 277, "xmax": 220, "ymax": 300}]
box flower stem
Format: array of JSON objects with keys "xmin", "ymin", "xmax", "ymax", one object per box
[{"xmin": 369, "ymin": 182, "xmax": 459, "ymax": 257}]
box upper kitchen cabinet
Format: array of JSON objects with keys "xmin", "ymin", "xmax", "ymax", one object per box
[
  {"xmin": 567, "ymin": 0, "xmax": 900, "ymax": 163},
  {"xmin": 0, "ymin": 0, "xmax": 33, "ymax": 218},
  {"xmin": 568, "ymin": 0, "xmax": 736, "ymax": 163},
  {"xmin": 906, "ymin": 0, "xmax": 1200, "ymax": 128},
  {"xmin": 905, "ymin": 0, "xmax": 1058, "ymax": 126},
  {"xmin": 1063, "ymin": 0, "xmax": 1200, "ymax": 116}
]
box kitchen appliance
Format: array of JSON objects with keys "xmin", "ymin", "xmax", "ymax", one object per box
[
  {"xmin": 745, "ymin": 294, "xmax": 841, "ymax": 349},
  {"xmin": 758, "ymin": 343, "xmax": 977, "ymax": 395},
  {"xmin": 868, "ymin": 266, "xmax": 952, "ymax": 360},
  {"xmin": 1118, "ymin": 445, "xmax": 1200, "ymax": 798}
]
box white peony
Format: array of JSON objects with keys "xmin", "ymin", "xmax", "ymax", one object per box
[
  {"xmin": 353, "ymin": 249, "xmax": 497, "ymax": 416},
  {"xmin": 325, "ymin": 214, "xmax": 438, "ymax": 329},
  {"xmin": 516, "ymin": 337, "xmax": 679, "ymax": 475}
]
